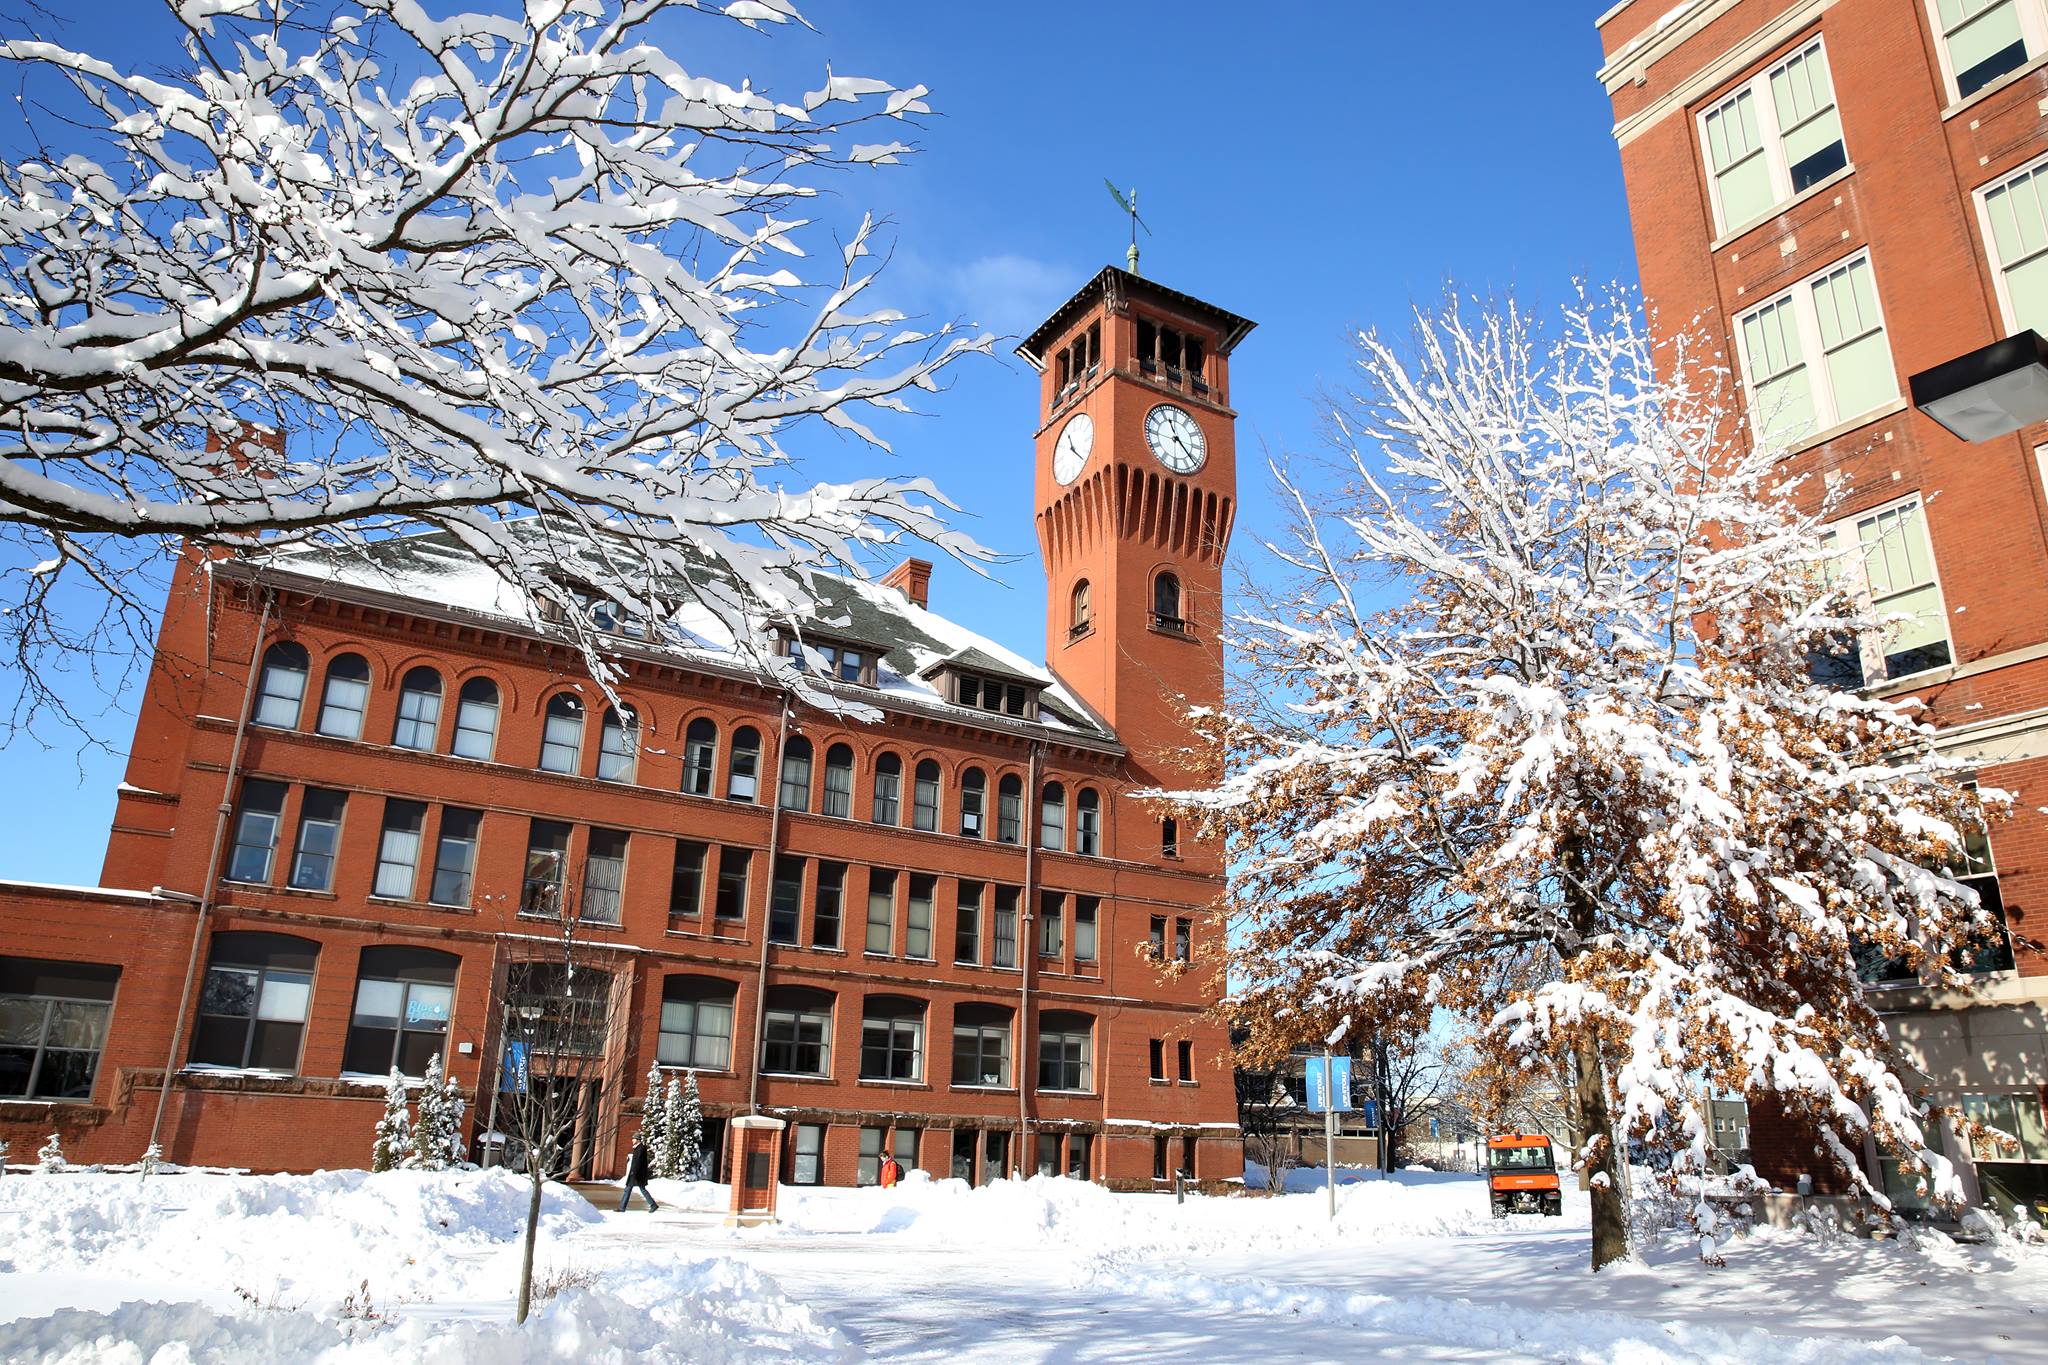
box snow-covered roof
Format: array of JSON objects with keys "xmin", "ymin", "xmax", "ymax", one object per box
[{"xmin": 245, "ymin": 527, "xmax": 1113, "ymax": 744}]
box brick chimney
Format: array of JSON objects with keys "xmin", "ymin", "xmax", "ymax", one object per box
[{"xmin": 881, "ymin": 557, "xmax": 932, "ymax": 610}]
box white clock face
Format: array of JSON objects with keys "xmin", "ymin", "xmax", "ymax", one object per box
[
  {"xmin": 1145, "ymin": 404, "xmax": 1206, "ymax": 475},
  {"xmin": 1052, "ymin": 412, "xmax": 1094, "ymax": 486}
]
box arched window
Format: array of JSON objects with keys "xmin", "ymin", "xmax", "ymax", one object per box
[
  {"xmin": 761, "ymin": 986, "xmax": 834, "ymax": 1077},
  {"xmin": 951, "ymin": 1002, "xmax": 1012, "ymax": 1088},
  {"xmin": 860, "ymin": 995, "xmax": 927, "ymax": 1082},
  {"xmin": 253, "ymin": 642, "xmax": 309, "ymax": 729},
  {"xmin": 658, "ymin": 975, "xmax": 737, "ymax": 1071},
  {"xmin": 538, "ymin": 693, "xmax": 584, "ymax": 774},
  {"xmin": 1076, "ymin": 787, "xmax": 1101, "ymax": 857},
  {"xmin": 959, "ymin": 767, "xmax": 987, "ymax": 837},
  {"xmin": 1162, "ymin": 816, "xmax": 1180, "ymax": 859},
  {"xmin": 823, "ymin": 744, "xmax": 854, "ymax": 818},
  {"xmin": 192, "ymin": 931, "xmax": 319, "ymax": 1072},
  {"xmin": 780, "ymin": 734, "xmax": 813, "ymax": 812},
  {"xmin": 997, "ymin": 773, "xmax": 1023, "ymax": 845},
  {"xmin": 1152, "ymin": 571, "xmax": 1183, "ymax": 630},
  {"xmin": 316, "ymin": 653, "xmax": 372, "ymax": 739},
  {"xmin": 912, "ymin": 759, "xmax": 941, "ymax": 832},
  {"xmin": 596, "ymin": 706, "xmax": 638, "ymax": 783},
  {"xmin": 1037, "ymin": 1010, "xmax": 1094, "ymax": 1092},
  {"xmin": 1070, "ymin": 579, "xmax": 1092, "ymax": 636},
  {"xmin": 728, "ymin": 726, "xmax": 761, "ymax": 801},
  {"xmin": 342, "ymin": 946, "xmax": 457, "ymax": 1077},
  {"xmin": 1039, "ymin": 781, "xmax": 1067, "ymax": 852},
  {"xmin": 682, "ymin": 718, "xmax": 718, "ymax": 796},
  {"xmin": 392, "ymin": 667, "xmax": 442, "ymax": 750},
  {"xmin": 872, "ymin": 752, "xmax": 902, "ymax": 824},
  {"xmin": 452, "ymin": 677, "xmax": 499, "ymax": 760}
]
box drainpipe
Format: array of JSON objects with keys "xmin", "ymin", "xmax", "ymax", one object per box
[
  {"xmin": 1016, "ymin": 739, "xmax": 1044, "ymax": 1175},
  {"xmin": 743, "ymin": 692, "xmax": 796, "ymax": 1117},
  {"xmin": 144, "ymin": 586, "xmax": 275, "ymax": 1169}
]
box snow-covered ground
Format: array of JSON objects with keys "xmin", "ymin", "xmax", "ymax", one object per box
[{"xmin": 0, "ymin": 1167, "xmax": 2041, "ymax": 1362}]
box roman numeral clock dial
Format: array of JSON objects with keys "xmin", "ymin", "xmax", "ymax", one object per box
[{"xmin": 1145, "ymin": 403, "xmax": 1206, "ymax": 474}]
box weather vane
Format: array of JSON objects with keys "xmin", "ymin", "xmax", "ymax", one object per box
[{"xmin": 1105, "ymin": 180, "xmax": 1151, "ymax": 276}]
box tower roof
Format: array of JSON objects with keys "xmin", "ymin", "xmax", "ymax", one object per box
[{"xmin": 1016, "ymin": 266, "xmax": 1256, "ymax": 371}]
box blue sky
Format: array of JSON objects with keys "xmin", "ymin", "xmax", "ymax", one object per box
[{"xmin": 1, "ymin": 2, "xmax": 1639, "ymax": 884}]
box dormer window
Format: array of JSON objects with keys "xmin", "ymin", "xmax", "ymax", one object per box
[
  {"xmin": 539, "ymin": 577, "xmax": 648, "ymax": 639},
  {"xmin": 956, "ymin": 672, "xmax": 1036, "ymax": 719},
  {"xmin": 778, "ymin": 631, "xmax": 878, "ymax": 686}
]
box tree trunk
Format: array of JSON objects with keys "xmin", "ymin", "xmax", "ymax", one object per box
[
  {"xmin": 516, "ymin": 1166, "xmax": 542, "ymax": 1324},
  {"xmin": 1571, "ymin": 1029, "xmax": 1630, "ymax": 1271}
]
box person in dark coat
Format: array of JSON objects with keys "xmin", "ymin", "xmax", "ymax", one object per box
[{"xmin": 619, "ymin": 1132, "xmax": 659, "ymax": 1212}]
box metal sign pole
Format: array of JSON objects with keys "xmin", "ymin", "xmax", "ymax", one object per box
[{"xmin": 1324, "ymin": 1047, "xmax": 1338, "ymax": 1221}]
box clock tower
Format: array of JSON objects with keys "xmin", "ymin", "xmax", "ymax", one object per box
[{"xmin": 1019, "ymin": 267, "xmax": 1255, "ymax": 789}]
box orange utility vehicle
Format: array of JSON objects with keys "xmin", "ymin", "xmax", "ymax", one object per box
[{"xmin": 1486, "ymin": 1133, "xmax": 1563, "ymax": 1217}]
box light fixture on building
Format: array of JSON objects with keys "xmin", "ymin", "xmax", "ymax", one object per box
[{"xmin": 1908, "ymin": 329, "xmax": 2048, "ymax": 442}]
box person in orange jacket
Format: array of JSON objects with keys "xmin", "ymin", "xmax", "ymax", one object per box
[{"xmin": 879, "ymin": 1153, "xmax": 902, "ymax": 1188}]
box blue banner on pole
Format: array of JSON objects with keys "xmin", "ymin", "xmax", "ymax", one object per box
[
  {"xmin": 501, "ymin": 1041, "xmax": 530, "ymax": 1094},
  {"xmin": 1362, "ymin": 1097, "xmax": 1380, "ymax": 1129},
  {"xmin": 1304, "ymin": 1055, "xmax": 1352, "ymax": 1113}
]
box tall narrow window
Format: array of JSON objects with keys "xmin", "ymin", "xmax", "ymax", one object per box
[
  {"xmin": 659, "ymin": 976, "xmax": 736, "ymax": 1070},
  {"xmin": 253, "ymin": 642, "xmax": 309, "ymax": 729},
  {"xmin": 1039, "ymin": 781, "xmax": 1066, "ymax": 852},
  {"xmin": 669, "ymin": 839, "xmax": 708, "ymax": 921},
  {"xmin": 906, "ymin": 874, "xmax": 936, "ymax": 960},
  {"xmin": 429, "ymin": 808, "xmax": 481, "ymax": 907},
  {"xmin": 813, "ymin": 861, "xmax": 845, "ymax": 950},
  {"xmin": 1152, "ymin": 572, "xmax": 1183, "ymax": 630},
  {"xmin": 521, "ymin": 820, "xmax": 571, "ymax": 916},
  {"xmin": 955, "ymin": 879, "xmax": 984, "ymax": 964},
  {"xmin": 1149, "ymin": 1038, "xmax": 1166, "ymax": 1082},
  {"xmin": 1820, "ymin": 495, "xmax": 1954, "ymax": 682},
  {"xmin": 1039, "ymin": 892, "xmax": 1065, "ymax": 959},
  {"xmin": 1149, "ymin": 915, "xmax": 1167, "ymax": 953},
  {"xmin": 1162, "ymin": 817, "xmax": 1180, "ymax": 859},
  {"xmin": 997, "ymin": 774, "xmax": 1023, "ymax": 844},
  {"xmin": 342, "ymin": 946, "xmax": 456, "ymax": 1077},
  {"xmin": 866, "ymin": 869, "xmax": 897, "ymax": 955},
  {"xmin": 226, "ymin": 778, "xmax": 289, "ymax": 884},
  {"xmin": 1038, "ymin": 1011, "xmax": 1094, "ymax": 1092},
  {"xmin": 769, "ymin": 856, "xmax": 804, "ymax": 945},
  {"xmin": 780, "ymin": 735, "xmax": 813, "ymax": 812},
  {"xmin": 316, "ymin": 654, "xmax": 371, "ymax": 740},
  {"xmin": 790, "ymin": 1122, "xmax": 826, "ymax": 1183},
  {"xmin": 191, "ymin": 931, "xmax": 318, "ymax": 1072},
  {"xmin": 581, "ymin": 828, "xmax": 627, "ymax": 925},
  {"xmin": 539, "ymin": 693, "xmax": 585, "ymax": 774},
  {"xmin": 1070, "ymin": 579, "xmax": 1092, "ymax": 636},
  {"xmin": 452, "ymin": 678, "xmax": 499, "ymax": 761},
  {"xmin": 1076, "ymin": 788, "xmax": 1101, "ymax": 856},
  {"xmin": 1178, "ymin": 1039, "xmax": 1194, "ymax": 1083},
  {"xmin": 289, "ymin": 788, "xmax": 347, "ymax": 892},
  {"xmin": 860, "ymin": 996, "xmax": 926, "ymax": 1082},
  {"xmin": 728, "ymin": 726, "xmax": 760, "ymax": 802},
  {"xmin": 596, "ymin": 707, "xmax": 638, "ymax": 783},
  {"xmin": 952, "ymin": 1003, "xmax": 1011, "ymax": 1088},
  {"xmin": 1932, "ymin": 0, "xmax": 2043, "ymax": 101},
  {"xmin": 372, "ymin": 799, "xmax": 425, "ymax": 900},
  {"xmin": 823, "ymin": 744, "xmax": 854, "ymax": 818},
  {"xmin": 992, "ymin": 886, "xmax": 1019, "ymax": 969},
  {"xmin": 392, "ymin": 667, "xmax": 442, "ymax": 751},
  {"xmin": 1735, "ymin": 252, "xmax": 1895, "ymax": 447},
  {"xmin": 1075, "ymin": 896, "xmax": 1099, "ymax": 963},
  {"xmin": 960, "ymin": 767, "xmax": 986, "ymax": 838},
  {"xmin": 912, "ymin": 759, "xmax": 941, "ymax": 832},
  {"xmin": 715, "ymin": 847, "xmax": 750, "ymax": 922},
  {"xmin": 872, "ymin": 752, "xmax": 902, "ymax": 824},
  {"xmin": 1979, "ymin": 153, "xmax": 2048, "ymax": 339},
  {"xmin": 0, "ymin": 957, "xmax": 118, "ymax": 1100},
  {"xmin": 682, "ymin": 718, "xmax": 718, "ymax": 796},
  {"xmin": 1174, "ymin": 918, "xmax": 1192, "ymax": 963},
  {"xmin": 1698, "ymin": 39, "xmax": 1846, "ymax": 235}
]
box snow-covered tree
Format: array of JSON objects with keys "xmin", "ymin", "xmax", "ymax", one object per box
[
  {"xmin": 406, "ymin": 1056, "xmax": 459, "ymax": 1171},
  {"xmin": 139, "ymin": 1142, "xmax": 163, "ymax": 1181},
  {"xmin": 1167, "ymin": 293, "xmax": 2004, "ymax": 1271},
  {"xmin": 371, "ymin": 1071, "xmax": 414, "ymax": 1173},
  {"xmin": 0, "ymin": 0, "xmax": 991, "ymax": 735},
  {"xmin": 35, "ymin": 1131, "xmax": 63, "ymax": 1173},
  {"xmin": 0, "ymin": 1139, "xmax": 9, "ymax": 1173},
  {"xmin": 638, "ymin": 1063, "xmax": 670, "ymax": 1177},
  {"xmin": 674, "ymin": 1071, "xmax": 703, "ymax": 1180}
]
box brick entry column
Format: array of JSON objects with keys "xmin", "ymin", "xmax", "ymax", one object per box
[{"xmin": 727, "ymin": 1115, "xmax": 787, "ymax": 1226}]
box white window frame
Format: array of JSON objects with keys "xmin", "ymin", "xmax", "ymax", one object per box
[
  {"xmin": 1973, "ymin": 148, "xmax": 2048, "ymax": 339},
  {"xmin": 1696, "ymin": 36, "xmax": 1848, "ymax": 237},
  {"xmin": 1818, "ymin": 492, "xmax": 1956, "ymax": 686},
  {"xmin": 1924, "ymin": 0, "xmax": 2048, "ymax": 106},
  {"xmin": 1732, "ymin": 248, "xmax": 1898, "ymax": 448}
]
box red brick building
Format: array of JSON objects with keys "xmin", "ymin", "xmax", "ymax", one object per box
[
  {"xmin": 1596, "ymin": 0, "xmax": 2048, "ymax": 1214},
  {"xmin": 0, "ymin": 266, "xmax": 1254, "ymax": 1189}
]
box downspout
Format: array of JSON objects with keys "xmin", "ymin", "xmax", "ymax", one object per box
[
  {"xmin": 743, "ymin": 692, "xmax": 796, "ymax": 1117},
  {"xmin": 1016, "ymin": 739, "xmax": 1044, "ymax": 1175},
  {"xmin": 144, "ymin": 584, "xmax": 275, "ymax": 1167}
]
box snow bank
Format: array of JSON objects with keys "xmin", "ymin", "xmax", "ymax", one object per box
[
  {"xmin": 0, "ymin": 1169, "xmax": 599, "ymax": 1309},
  {"xmin": 0, "ymin": 1258, "xmax": 856, "ymax": 1364}
]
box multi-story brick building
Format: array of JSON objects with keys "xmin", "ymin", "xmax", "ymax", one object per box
[
  {"xmin": 1596, "ymin": 0, "xmax": 2048, "ymax": 1215},
  {"xmin": 0, "ymin": 265, "xmax": 1254, "ymax": 1189}
]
